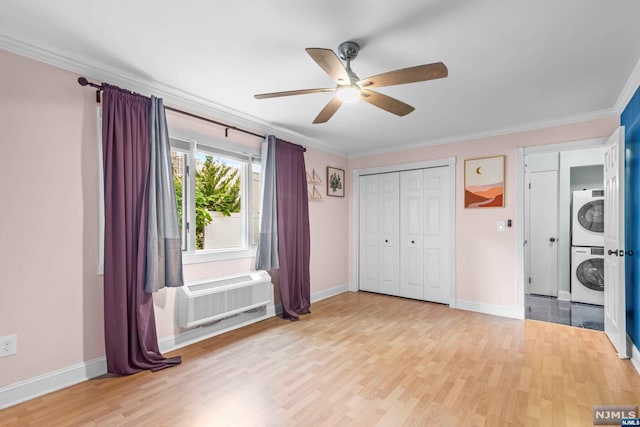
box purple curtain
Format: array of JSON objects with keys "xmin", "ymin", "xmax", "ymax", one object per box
[
  {"xmin": 102, "ymin": 84, "xmax": 181, "ymax": 374},
  {"xmin": 275, "ymin": 139, "xmax": 311, "ymax": 320}
]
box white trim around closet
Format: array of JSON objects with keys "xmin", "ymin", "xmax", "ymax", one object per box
[{"xmin": 350, "ymin": 157, "xmax": 457, "ymax": 307}]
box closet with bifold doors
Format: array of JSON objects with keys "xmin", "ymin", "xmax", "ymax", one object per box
[{"xmin": 359, "ymin": 165, "xmax": 452, "ymax": 304}]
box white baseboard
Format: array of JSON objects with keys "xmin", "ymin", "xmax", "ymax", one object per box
[
  {"xmin": 631, "ymin": 341, "xmax": 640, "ymax": 377},
  {"xmin": 311, "ymin": 284, "xmax": 348, "ymax": 303},
  {"xmin": 456, "ymin": 299, "xmax": 524, "ymax": 320},
  {"xmin": 0, "ymin": 357, "xmax": 107, "ymax": 410},
  {"xmin": 0, "ymin": 285, "xmax": 349, "ymax": 410},
  {"xmin": 558, "ymin": 291, "xmax": 571, "ymax": 301}
]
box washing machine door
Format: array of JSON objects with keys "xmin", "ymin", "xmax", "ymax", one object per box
[
  {"xmin": 577, "ymin": 199, "xmax": 604, "ymax": 232},
  {"xmin": 576, "ymin": 257, "xmax": 604, "ymax": 291}
]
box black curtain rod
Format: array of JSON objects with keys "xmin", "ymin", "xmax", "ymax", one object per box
[{"xmin": 77, "ymin": 77, "xmax": 265, "ymax": 139}]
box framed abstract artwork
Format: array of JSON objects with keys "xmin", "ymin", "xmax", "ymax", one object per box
[
  {"xmin": 327, "ymin": 167, "xmax": 345, "ymax": 197},
  {"xmin": 464, "ymin": 155, "xmax": 505, "ymax": 208}
]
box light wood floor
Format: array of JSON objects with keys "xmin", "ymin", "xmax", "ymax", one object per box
[{"xmin": 2, "ymin": 291, "xmax": 639, "ymax": 426}]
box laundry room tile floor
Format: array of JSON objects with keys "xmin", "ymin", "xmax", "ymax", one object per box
[{"xmin": 525, "ymin": 294, "xmax": 604, "ymax": 330}]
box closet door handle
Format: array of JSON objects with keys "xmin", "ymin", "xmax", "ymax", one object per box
[
  {"xmin": 385, "ymin": 239, "xmax": 389, "ymax": 243},
  {"xmin": 411, "ymin": 240, "xmax": 415, "ymax": 244}
]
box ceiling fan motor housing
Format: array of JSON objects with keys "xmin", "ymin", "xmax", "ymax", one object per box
[{"xmin": 338, "ymin": 41, "xmax": 360, "ymax": 61}]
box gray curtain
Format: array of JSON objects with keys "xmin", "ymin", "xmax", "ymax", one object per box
[
  {"xmin": 145, "ymin": 96, "xmax": 184, "ymax": 293},
  {"xmin": 255, "ymin": 135, "xmax": 279, "ymax": 270}
]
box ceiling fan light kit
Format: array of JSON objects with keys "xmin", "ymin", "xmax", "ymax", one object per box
[
  {"xmin": 336, "ymin": 85, "xmax": 361, "ymax": 103},
  {"xmin": 255, "ymin": 41, "xmax": 447, "ymax": 123}
]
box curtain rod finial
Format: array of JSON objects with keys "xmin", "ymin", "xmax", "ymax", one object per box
[{"xmin": 78, "ymin": 76, "xmax": 89, "ymax": 86}]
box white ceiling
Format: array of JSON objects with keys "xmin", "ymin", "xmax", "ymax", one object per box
[{"xmin": 2, "ymin": 1, "xmax": 640, "ymax": 156}]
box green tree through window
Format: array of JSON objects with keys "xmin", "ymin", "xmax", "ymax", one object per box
[{"xmin": 174, "ymin": 155, "xmax": 241, "ymax": 249}]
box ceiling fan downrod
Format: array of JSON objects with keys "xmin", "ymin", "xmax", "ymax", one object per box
[{"xmin": 338, "ymin": 41, "xmax": 360, "ymax": 85}]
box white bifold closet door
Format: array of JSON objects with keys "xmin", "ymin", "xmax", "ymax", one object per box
[
  {"xmin": 359, "ymin": 166, "xmax": 450, "ymax": 303},
  {"xmin": 359, "ymin": 172, "xmax": 400, "ymax": 296},
  {"xmin": 400, "ymin": 167, "xmax": 451, "ymax": 303}
]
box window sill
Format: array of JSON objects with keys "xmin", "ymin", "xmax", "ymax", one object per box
[{"xmin": 182, "ymin": 247, "xmax": 257, "ymax": 264}]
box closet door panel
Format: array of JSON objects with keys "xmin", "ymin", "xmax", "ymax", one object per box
[
  {"xmin": 378, "ymin": 173, "xmax": 400, "ymax": 296},
  {"xmin": 423, "ymin": 167, "xmax": 451, "ymax": 304},
  {"xmin": 359, "ymin": 175, "xmax": 379, "ymax": 292},
  {"xmin": 400, "ymin": 169, "xmax": 424, "ymax": 300}
]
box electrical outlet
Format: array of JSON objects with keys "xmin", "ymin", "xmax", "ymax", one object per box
[{"xmin": 0, "ymin": 334, "xmax": 17, "ymax": 357}]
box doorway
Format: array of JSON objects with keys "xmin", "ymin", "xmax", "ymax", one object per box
[{"xmin": 521, "ymin": 141, "xmax": 606, "ymax": 330}]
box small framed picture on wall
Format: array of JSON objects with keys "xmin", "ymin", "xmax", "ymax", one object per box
[
  {"xmin": 464, "ymin": 155, "xmax": 505, "ymax": 208},
  {"xmin": 327, "ymin": 167, "xmax": 345, "ymax": 197}
]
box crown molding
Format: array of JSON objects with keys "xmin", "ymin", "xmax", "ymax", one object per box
[
  {"xmin": 615, "ymin": 56, "xmax": 640, "ymax": 114},
  {"xmin": 0, "ymin": 34, "xmax": 349, "ymax": 158},
  {"xmin": 0, "ymin": 33, "xmax": 628, "ymax": 160},
  {"xmin": 348, "ymin": 108, "xmax": 618, "ymax": 159}
]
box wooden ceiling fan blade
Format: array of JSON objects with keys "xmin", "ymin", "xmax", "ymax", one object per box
[
  {"xmin": 254, "ymin": 88, "xmax": 335, "ymax": 99},
  {"xmin": 313, "ymin": 97, "xmax": 343, "ymax": 124},
  {"xmin": 305, "ymin": 48, "xmax": 350, "ymax": 84},
  {"xmin": 358, "ymin": 62, "xmax": 448, "ymax": 88},
  {"xmin": 360, "ymin": 89, "xmax": 415, "ymax": 116}
]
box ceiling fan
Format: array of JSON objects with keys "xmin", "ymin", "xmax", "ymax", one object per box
[{"xmin": 254, "ymin": 41, "xmax": 448, "ymax": 124}]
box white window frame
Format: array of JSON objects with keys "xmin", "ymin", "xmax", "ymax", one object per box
[{"xmin": 169, "ymin": 128, "xmax": 261, "ymax": 264}]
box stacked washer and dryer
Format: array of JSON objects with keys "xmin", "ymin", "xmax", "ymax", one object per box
[{"xmin": 571, "ymin": 189, "xmax": 605, "ymax": 305}]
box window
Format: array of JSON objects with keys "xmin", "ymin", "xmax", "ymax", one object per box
[{"xmin": 170, "ymin": 135, "xmax": 261, "ymax": 263}]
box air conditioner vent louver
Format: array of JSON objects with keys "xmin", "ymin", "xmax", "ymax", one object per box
[{"xmin": 178, "ymin": 271, "xmax": 273, "ymax": 328}]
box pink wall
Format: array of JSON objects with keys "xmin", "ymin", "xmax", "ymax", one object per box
[
  {"xmin": 348, "ymin": 117, "xmax": 618, "ymax": 308},
  {"xmin": 0, "ymin": 49, "xmax": 105, "ymax": 386},
  {"xmin": 0, "ymin": 49, "xmax": 349, "ymax": 388},
  {"xmin": 305, "ymin": 149, "xmax": 349, "ymax": 296}
]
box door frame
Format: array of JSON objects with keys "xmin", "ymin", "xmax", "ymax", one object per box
[
  {"xmin": 516, "ymin": 137, "xmax": 608, "ymax": 318},
  {"xmin": 351, "ymin": 157, "xmax": 457, "ymax": 307}
]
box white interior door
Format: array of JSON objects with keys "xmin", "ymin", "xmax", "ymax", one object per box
[
  {"xmin": 423, "ymin": 167, "xmax": 451, "ymax": 304},
  {"xmin": 400, "ymin": 169, "xmax": 424, "ymax": 300},
  {"xmin": 528, "ymin": 170, "xmax": 559, "ymax": 297},
  {"xmin": 378, "ymin": 173, "xmax": 400, "ymax": 296},
  {"xmin": 359, "ymin": 175, "xmax": 379, "ymax": 292},
  {"xmin": 604, "ymin": 127, "xmax": 629, "ymax": 358}
]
